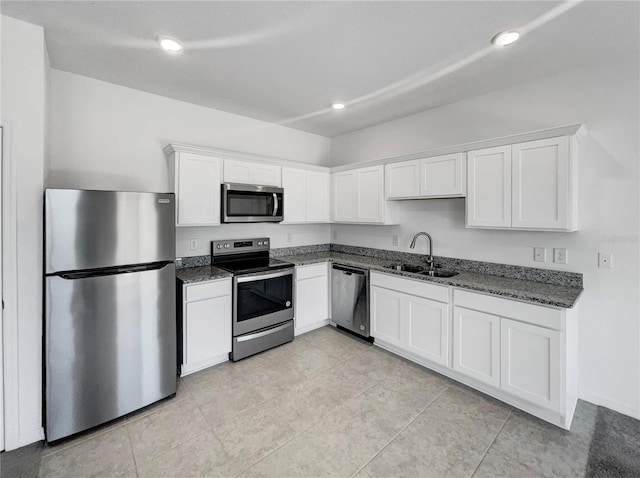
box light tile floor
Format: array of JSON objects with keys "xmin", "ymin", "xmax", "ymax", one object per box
[{"xmin": 35, "ymin": 326, "xmax": 596, "ymax": 478}]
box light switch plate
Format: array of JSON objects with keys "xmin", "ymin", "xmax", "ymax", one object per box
[
  {"xmin": 598, "ymin": 252, "xmax": 613, "ymax": 269},
  {"xmin": 392, "ymin": 235, "xmax": 399, "ymax": 246},
  {"xmin": 553, "ymin": 248, "xmax": 568, "ymax": 264},
  {"xmin": 189, "ymin": 239, "xmax": 198, "ymax": 251},
  {"xmin": 533, "ymin": 247, "xmax": 546, "ymax": 262}
]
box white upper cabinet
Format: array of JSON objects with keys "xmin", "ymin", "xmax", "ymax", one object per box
[
  {"xmin": 512, "ymin": 137, "xmax": 571, "ymax": 230},
  {"xmin": 332, "ymin": 166, "xmax": 398, "ymax": 224},
  {"xmin": 420, "ymin": 153, "xmax": 466, "ymax": 197},
  {"xmin": 306, "ymin": 171, "xmax": 331, "ymax": 222},
  {"xmin": 385, "ymin": 160, "xmax": 421, "ymax": 198},
  {"xmin": 467, "ymin": 136, "xmax": 577, "ymax": 231},
  {"xmin": 386, "ymin": 153, "xmax": 466, "ymax": 199},
  {"xmin": 332, "ymin": 170, "xmax": 357, "ymax": 222},
  {"xmin": 224, "ymin": 158, "xmax": 282, "ymax": 187},
  {"xmin": 467, "ymin": 146, "xmax": 512, "ymax": 228},
  {"xmin": 170, "ymin": 151, "xmax": 222, "ymax": 227},
  {"xmin": 282, "ymin": 168, "xmax": 330, "ymax": 223}
]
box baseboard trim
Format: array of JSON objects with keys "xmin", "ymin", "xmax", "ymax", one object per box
[{"xmin": 579, "ymin": 391, "xmax": 640, "ymax": 420}]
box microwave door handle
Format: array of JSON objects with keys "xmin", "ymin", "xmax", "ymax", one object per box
[{"xmin": 272, "ymin": 193, "xmax": 278, "ymax": 216}]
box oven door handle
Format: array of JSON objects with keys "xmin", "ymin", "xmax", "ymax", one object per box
[
  {"xmin": 236, "ymin": 322, "xmax": 291, "ymax": 342},
  {"xmin": 236, "ymin": 268, "xmax": 293, "ymax": 283},
  {"xmin": 272, "ymin": 193, "xmax": 279, "ymax": 216}
]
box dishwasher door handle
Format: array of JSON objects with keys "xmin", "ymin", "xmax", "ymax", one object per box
[{"xmin": 332, "ymin": 264, "xmax": 368, "ymax": 276}]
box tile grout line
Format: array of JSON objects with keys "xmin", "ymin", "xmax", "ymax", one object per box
[
  {"xmin": 348, "ymin": 384, "xmax": 452, "ymax": 478},
  {"xmin": 230, "ymin": 352, "xmax": 404, "ymax": 478},
  {"xmin": 468, "ymin": 409, "xmax": 513, "ymax": 478}
]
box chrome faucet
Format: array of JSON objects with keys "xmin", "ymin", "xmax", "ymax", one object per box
[{"xmin": 410, "ymin": 232, "xmax": 434, "ymax": 270}]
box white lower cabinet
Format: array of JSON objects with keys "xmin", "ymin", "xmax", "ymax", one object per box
[
  {"xmin": 294, "ymin": 263, "xmax": 329, "ymax": 335},
  {"xmin": 180, "ymin": 278, "xmax": 232, "ymax": 376},
  {"xmin": 371, "ymin": 272, "xmax": 450, "ymax": 366},
  {"xmin": 452, "ymin": 306, "xmax": 501, "ymax": 387},
  {"xmin": 501, "ymin": 318, "xmax": 560, "ymax": 410},
  {"xmin": 406, "ymin": 295, "xmax": 450, "ymax": 366},
  {"xmin": 371, "ymin": 286, "xmax": 404, "ymax": 348},
  {"xmin": 369, "ymin": 272, "xmax": 578, "ymax": 429}
]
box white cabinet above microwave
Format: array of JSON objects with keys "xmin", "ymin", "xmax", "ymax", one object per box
[{"xmin": 223, "ymin": 159, "xmax": 282, "ymax": 187}]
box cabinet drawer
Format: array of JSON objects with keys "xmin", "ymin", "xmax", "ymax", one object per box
[
  {"xmin": 453, "ymin": 289, "xmax": 562, "ymax": 330},
  {"xmin": 185, "ymin": 279, "xmax": 231, "ymax": 302},
  {"xmin": 296, "ymin": 262, "xmax": 328, "ymax": 281},
  {"xmin": 371, "ymin": 272, "xmax": 449, "ymax": 303}
]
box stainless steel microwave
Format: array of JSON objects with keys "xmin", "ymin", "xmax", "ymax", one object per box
[{"xmin": 221, "ymin": 183, "xmax": 284, "ymax": 223}]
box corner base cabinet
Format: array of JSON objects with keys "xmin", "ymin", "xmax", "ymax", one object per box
[
  {"xmin": 370, "ymin": 271, "xmax": 578, "ymax": 429},
  {"xmin": 177, "ymin": 278, "xmax": 232, "ymax": 376}
]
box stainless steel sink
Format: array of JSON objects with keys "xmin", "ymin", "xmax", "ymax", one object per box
[
  {"xmin": 418, "ymin": 270, "xmax": 459, "ymax": 278},
  {"xmin": 385, "ymin": 264, "xmax": 458, "ymax": 278},
  {"xmin": 385, "ymin": 264, "xmax": 424, "ymax": 273}
]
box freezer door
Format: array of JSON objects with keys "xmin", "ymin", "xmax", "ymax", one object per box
[
  {"xmin": 45, "ymin": 189, "xmax": 175, "ymax": 273},
  {"xmin": 45, "ymin": 263, "xmax": 176, "ymax": 442}
]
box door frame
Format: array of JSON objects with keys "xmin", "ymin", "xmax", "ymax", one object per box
[{"xmin": 2, "ymin": 121, "xmax": 20, "ymax": 450}]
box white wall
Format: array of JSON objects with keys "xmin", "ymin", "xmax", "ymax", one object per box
[
  {"xmin": 48, "ymin": 70, "xmax": 331, "ymax": 257},
  {"xmin": 1, "ymin": 15, "xmax": 47, "ymax": 448},
  {"xmin": 331, "ymin": 61, "xmax": 640, "ymax": 418}
]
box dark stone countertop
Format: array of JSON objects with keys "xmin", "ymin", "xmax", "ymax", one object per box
[
  {"xmin": 280, "ymin": 252, "xmax": 583, "ymax": 309},
  {"xmin": 176, "ymin": 265, "xmax": 232, "ymax": 284}
]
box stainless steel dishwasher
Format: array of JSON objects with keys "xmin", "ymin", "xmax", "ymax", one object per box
[{"xmin": 331, "ymin": 263, "xmax": 370, "ymax": 339}]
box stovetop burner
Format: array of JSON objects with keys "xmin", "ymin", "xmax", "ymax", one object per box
[
  {"xmin": 214, "ymin": 257, "xmax": 292, "ymax": 275},
  {"xmin": 211, "ymin": 237, "xmax": 293, "ymax": 275}
]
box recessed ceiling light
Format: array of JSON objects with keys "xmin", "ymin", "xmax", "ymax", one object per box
[
  {"xmin": 331, "ymin": 102, "xmax": 345, "ymax": 110},
  {"xmin": 159, "ymin": 37, "xmax": 183, "ymax": 53},
  {"xmin": 491, "ymin": 30, "xmax": 520, "ymax": 47}
]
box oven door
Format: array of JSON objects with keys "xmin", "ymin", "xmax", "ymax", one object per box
[
  {"xmin": 233, "ymin": 269, "xmax": 294, "ymax": 336},
  {"xmin": 222, "ymin": 183, "xmax": 283, "ymax": 223}
]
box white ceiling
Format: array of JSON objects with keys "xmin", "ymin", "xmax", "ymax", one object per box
[{"xmin": 2, "ymin": 1, "xmax": 638, "ymax": 137}]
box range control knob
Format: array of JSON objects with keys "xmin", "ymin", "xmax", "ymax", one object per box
[
  {"xmin": 264, "ymin": 240, "xmax": 269, "ymax": 245},
  {"xmin": 258, "ymin": 241, "xmax": 263, "ymax": 246},
  {"xmin": 224, "ymin": 243, "xmax": 230, "ymax": 248},
  {"xmin": 216, "ymin": 244, "xmax": 222, "ymax": 249}
]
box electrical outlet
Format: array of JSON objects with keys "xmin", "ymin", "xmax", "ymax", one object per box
[
  {"xmin": 533, "ymin": 247, "xmax": 546, "ymax": 262},
  {"xmin": 189, "ymin": 239, "xmax": 198, "ymax": 251},
  {"xmin": 392, "ymin": 235, "xmax": 399, "ymax": 247},
  {"xmin": 598, "ymin": 252, "xmax": 613, "ymax": 269},
  {"xmin": 287, "ymin": 232, "xmax": 293, "ymax": 243},
  {"xmin": 553, "ymin": 248, "xmax": 568, "ymax": 264}
]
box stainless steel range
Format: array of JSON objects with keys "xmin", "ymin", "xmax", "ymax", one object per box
[{"xmin": 211, "ymin": 238, "xmax": 294, "ymax": 361}]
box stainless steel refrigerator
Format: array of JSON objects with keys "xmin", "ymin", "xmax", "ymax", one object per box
[{"xmin": 44, "ymin": 188, "xmax": 177, "ymax": 443}]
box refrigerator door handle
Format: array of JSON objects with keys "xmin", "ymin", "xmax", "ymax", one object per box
[{"xmin": 57, "ymin": 261, "xmax": 173, "ymax": 280}]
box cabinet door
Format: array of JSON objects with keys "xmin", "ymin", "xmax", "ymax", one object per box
[
  {"xmin": 512, "ymin": 137, "xmax": 570, "ymax": 230},
  {"xmin": 357, "ymin": 166, "xmax": 384, "ymax": 222},
  {"xmin": 420, "ymin": 153, "xmax": 466, "ymax": 197},
  {"xmin": 501, "ymin": 318, "xmax": 560, "ymax": 410},
  {"xmin": 176, "ymin": 153, "xmax": 222, "ymax": 226},
  {"xmin": 406, "ymin": 296, "xmax": 450, "ymax": 366},
  {"xmin": 467, "ymin": 146, "xmax": 511, "ymax": 228},
  {"xmin": 371, "ymin": 286, "xmax": 404, "ymax": 348},
  {"xmin": 223, "ymin": 159, "xmax": 252, "ymax": 184},
  {"xmin": 252, "ymin": 163, "xmax": 282, "ymax": 187},
  {"xmin": 386, "ymin": 160, "xmax": 420, "ymax": 198},
  {"xmin": 282, "ymin": 168, "xmax": 307, "ymax": 222},
  {"xmin": 184, "ymin": 295, "xmax": 231, "ymax": 367},
  {"xmin": 306, "ymin": 171, "xmax": 330, "ymax": 222},
  {"xmin": 332, "ymin": 171, "xmax": 357, "ymax": 222},
  {"xmin": 295, "ymin": 274, "xmax": 329, "ymax": 333},
  {"xmin": 453, "ymin": 306, "xmax": 500, "ymax": 387}
]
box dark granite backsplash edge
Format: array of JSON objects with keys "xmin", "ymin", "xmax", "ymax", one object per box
[{"xmin": 175, "ymin": 243, "xmax": 582, "ymax": 288}]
